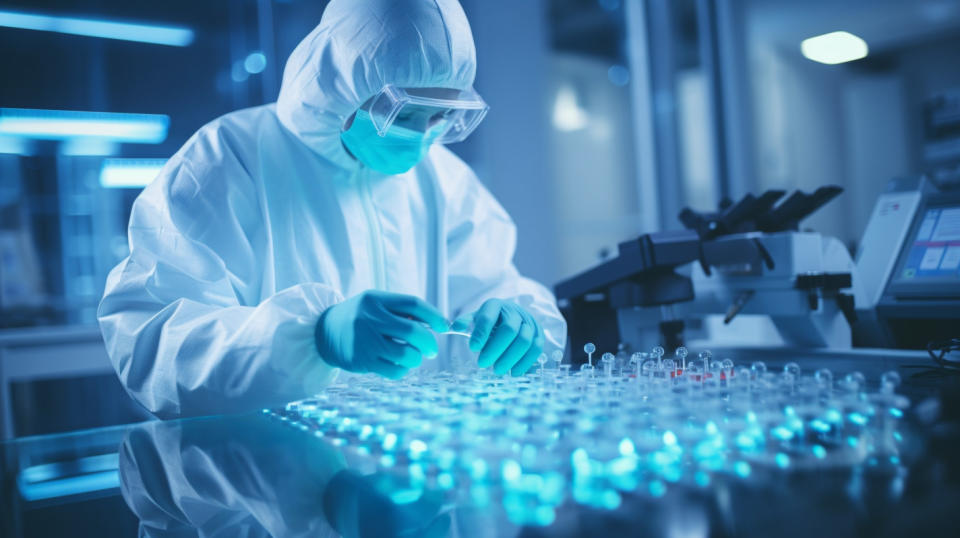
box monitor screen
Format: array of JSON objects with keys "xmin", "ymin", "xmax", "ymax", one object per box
[{"xmin": 896, "ymin": 206, "xmax": 960, "ymax": 282}]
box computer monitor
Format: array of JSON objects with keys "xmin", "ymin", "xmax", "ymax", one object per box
[
  {"xmin": 878, "ymin": 191, "xmax": 960, "ymax": 348},
  {"xmin": 890, "ymin": 204, "xmax": 960, "ymax": 287}
]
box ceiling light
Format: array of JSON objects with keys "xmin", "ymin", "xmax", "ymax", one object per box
[
  {"xmin": 0, "ymin": 9, "xmax": 194, "ymax": 47},
  {"xmin": 801, "ymin": 31, "xmax": 868, "ymax": 65}
]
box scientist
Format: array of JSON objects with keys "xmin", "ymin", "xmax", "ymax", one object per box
[{"xmin": 98, "ymin": 0, "xmax": 567, "ymax": 417}]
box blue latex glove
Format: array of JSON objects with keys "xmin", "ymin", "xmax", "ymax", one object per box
[
  {"xmin": 465, "ymin": 299, "xmax": 544, "ymax": 377},
  {"xmin": 316, "ymin": 291, "xmax": 449, "ymax": 379}
]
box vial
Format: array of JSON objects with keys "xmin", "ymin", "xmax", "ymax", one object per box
[
  {"xmin": 844, "ymin": 371, "xmax": 865, "ymax": 393},
  {"xmin": 783, "ymin": 362, "xmax": 801, "ymax": 389},
  {"xmin": 601, "ymin": 352, "xmax": 615, "ymax": 377},
  {"xmin": 551, "ymin": 349, "xmax": 564, "ymax": 369},
  {"xmin": 814, "ymin": 368, "xmax": 833, "ymax": 388},
  {"xmin": 537, "ymin": 353, "xmax": 548, "ymax": 376},
  {"xmin": 652, "ymin": 346, "xmax": 665, "ymax": 368},
  {"xmin": 750, "ymin": 361, "xmax": 767, "ymax": 380},
  {"xmin": 629, "ymin": 352, "xmax": 644, "ymax": 375},
  {"xmin": 880, "ymin": 371, "xmax": 901, "ymax": 394},
  {"xmin": 584, "ymin": 343, "xmax": 596, "ymax": 367},
  {"xmin": 662, "ymin": 359, "xmax": 676, "ymax": 377},
  {"xmin": 686, "ymin": 362, "xmax": 703, "ymax": 384},
  {"xmin": 721, "ymin": 358, "xmax": 734, "ymax": 381},
  {"xmin": 734, "ymin": 365, "xmax": 750, "ymax": 384},
  {"xmin": 615, "ymin": 343, "xmax": 629, "ymax": 375},
  {"xmin": 699, "ymin": 350, "xmax": 713, "ymax": 374},
  {"xmin": 675, "ymin": 347, "xmax": 688, "ymax": 371}
]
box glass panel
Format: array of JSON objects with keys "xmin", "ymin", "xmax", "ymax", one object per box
[{"xmin": 547, "ymin": 0, "xmax": 643, "ymax": 278}]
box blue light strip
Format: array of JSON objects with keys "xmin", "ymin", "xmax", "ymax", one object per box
[
  {"xmin": 100, "ymin": 158, "xmax": 167, "ymax": 188},
  {"xmin": 18, "ymin": 471, "xmax": 120, "ymax": 502},
  {"xmin": 20, "ymin": 453, "xmax": 119, "ymax": 484},
  {"xmin": 17, "ymin": 453, "xmax": 121, "ymax": 501},
  {"xmin": 0, "ymin": 9, "xmax": 194, "ymax": 47},
  {"xmin": 0, "ymin": 108, "xmax": 169, "ymax": 143}
]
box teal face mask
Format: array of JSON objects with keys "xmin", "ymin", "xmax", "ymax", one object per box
[{"xmin": 340, "ymin": 109, "xmax": 441, "ymax": 175}]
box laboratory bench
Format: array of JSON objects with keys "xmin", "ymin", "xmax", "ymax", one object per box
[
  {"xmin": 1, "ymin": 348, "xmax": 959, "ymax": 538},
  {"xmin": 0, "ymin": 325, "xmax": 146, "ymax": 440}
]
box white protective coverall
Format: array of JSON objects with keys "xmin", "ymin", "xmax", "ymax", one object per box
[{"xmin": 98, "ymin": 0, "xmax": 567, "ymax": 418}]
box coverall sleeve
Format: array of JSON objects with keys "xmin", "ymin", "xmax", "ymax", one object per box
[
  {"xmin": 98, "ymin": 132, "xmax": 341, "ymax": 418},
  {"xmin": 444, "ymin": 170, "xmax": 568, "ymax": 355},
  {"xmin": 119, "ymin": 420, "xmax": 344, "ymax": 538}
]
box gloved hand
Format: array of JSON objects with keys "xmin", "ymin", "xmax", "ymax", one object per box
[
  {"xmin": 316, "ymin": 291, "xmax": 449, "ymax": 379},
  {"xmin": 463, "ymin": 299, "xmax": 544, "ymax": 377}
]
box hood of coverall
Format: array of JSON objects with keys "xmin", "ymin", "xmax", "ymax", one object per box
[{"xmin": 276, "ymin": 0, "xmax": 478, "ymax": 170}]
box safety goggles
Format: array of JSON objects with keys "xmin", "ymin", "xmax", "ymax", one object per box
[{"xmin": 362, "ymin": 85, "xmax": 489, "ymax": 144}]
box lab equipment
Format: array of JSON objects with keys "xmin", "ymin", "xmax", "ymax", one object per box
[
  {"xmin": 314, "ymin": 290, "xmax": 449, "ymax": 378},
  {"xmin": 273, "ymin": 345, "xmax": 911, "ymax": 526},
  {"xmin": 98, "ymin": 0, "xmax": 567, "ymax": 417},
  {"xmin": 555, "ymin": 187, "xmax": 858, "ymax": 354},
  {"xmin": 856, "ymin": 176, "xmax": 960, "ymax": 348}
]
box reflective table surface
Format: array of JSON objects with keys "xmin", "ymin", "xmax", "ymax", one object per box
[{"xmin": 2, "ymin": 348, "xmax": 960, "ymax": 537}]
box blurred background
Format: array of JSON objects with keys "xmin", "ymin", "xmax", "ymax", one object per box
[{"xmin": 1, "ymin": 0, "xmax": 960, "ymax": 437}]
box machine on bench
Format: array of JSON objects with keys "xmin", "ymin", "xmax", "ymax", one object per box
[
  {"xmin": 556, "ymin": 178, "xmax": 960, "ymax": 363},
  {"xmin": 555, "ymin": 186, "xmax": 860, "ymax": 361}
]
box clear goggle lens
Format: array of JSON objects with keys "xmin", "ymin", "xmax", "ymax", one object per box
[{"xmin": 364, "ymin": 85, "xmax": 489, "ymax": 144}]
